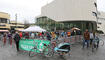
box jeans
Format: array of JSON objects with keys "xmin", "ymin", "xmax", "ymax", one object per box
[{"xmin": 83, "ymin": 40, "xmax": 90, "ymax": 48}]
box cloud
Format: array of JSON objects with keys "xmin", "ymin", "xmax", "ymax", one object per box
[
  {"xmin": 0, "ymin": 0, "xmax": 104, "ymax": 23},
  {"xmin": 97, "ymin": 0, "xmax": 105, "ymax": 12},
  {"xmin": 0, "ymin": 0, "xmax": 54, "ymax": 23}
]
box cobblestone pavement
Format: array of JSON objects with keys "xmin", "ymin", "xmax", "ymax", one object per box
[{"xmin": 0, "ymin": 35, "xmax": 105, "ymax": 60}]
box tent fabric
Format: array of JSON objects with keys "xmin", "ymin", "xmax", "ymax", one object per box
[{"xmin": 20, "ymin": 26, "xmax": 46, "ymax": 32}]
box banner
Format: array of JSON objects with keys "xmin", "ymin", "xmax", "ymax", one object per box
[{"xmin": 19, "ymin": 39, "xmax": 50, "ymax": 53}]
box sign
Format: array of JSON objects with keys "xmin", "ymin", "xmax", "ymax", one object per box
[{"xmin": 19, "ymin": 39, "xmax": 50, "ymax": 53}]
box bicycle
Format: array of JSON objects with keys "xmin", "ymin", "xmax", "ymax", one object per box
[
  {"xmin": 47, "ymin": 42, "xmax": 71, "ymax": 58},
  {"xmin": 29, "ymin": 42, "xmax": 52, "ymax": 57},
  {"xmin": 92, "ymin": 39, "xmax": 99, "ymax": 52},
  {"xmin": 92, "ymin": 37, "xmax": 104, "ymax": 52}
]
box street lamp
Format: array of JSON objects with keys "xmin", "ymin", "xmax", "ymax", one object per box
[{"xmin": 15, "ymin": 13, "xmax": 17, "ymax": 25}]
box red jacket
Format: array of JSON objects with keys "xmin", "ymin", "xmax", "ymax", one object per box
[{"xmin": 19, "ymin": 32, "xmax": 22, "ymax": 38}]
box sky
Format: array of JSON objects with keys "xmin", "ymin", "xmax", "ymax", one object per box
[
  {"xmin": 0, "ymin": 0, "xmax": 105, "ymax": 23},
  {"xmin": 97, "ymin": 0, "xmax": 105, "ymax": 12},
  {"xmin": 0, "ymin": 0, "xmax": 53, "ymax": 23}
]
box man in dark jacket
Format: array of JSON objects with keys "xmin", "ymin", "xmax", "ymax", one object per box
[
  {"xmin": 14, "ymin": 32, "xmax": 21, "ymax": 52},
  {"xmin": 46, "ymin": 32, "xmax": 51, "ymax": 41},
  {"xmin": 83, "ymin": 29, "xmax": 90, "ymax": 48}
]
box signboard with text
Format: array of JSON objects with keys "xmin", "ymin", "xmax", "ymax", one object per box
[{"xmin": 19, "ymin": 39, "xmax": 50, "ymax": 53}]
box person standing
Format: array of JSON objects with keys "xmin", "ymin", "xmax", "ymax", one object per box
[
  {"xmin": 67, "ymin": 31, "xmax": 71, "ymax": 37},
  {"xmin": 3, "ymin": 33, "xmax": 7, "ymax": 46},
  {"xmin": 25, "ymin": 32, "xmax": 29, "ymax": 39},
  {"xmin": 19, "ymin": 32, "xmax": 23, "ymax": 38},
  {"xmin": 14, "ymin": 32, "xmax": 21, "ymax": 52},
  {"xmin": 31, "ymin": 32, "xmax": 35, "ymax": 39},
  {"xmin": 8, "ymin": 32, "xmax": 12, "ymax": 46},
  {"xmin": 61, "ymin": 31, "xmax": 64, "ymax": 37},
  {"xmin": 40, "ymin": 32, "xmax": 42, "ymax": 39},
  {"xmin": 36, "ymin": 32, "xmax": 38, "ymax": 38},
  {"xmin": 42, "ymin": 32, "xmax": 44, "ymax": 39},
  {"xmin": 46, "ymin": 32, "xmax": 51, "ymax": 41},
  {"xmin": 94, "ymin": 33, "xmax": 99, "ymax": 48},
  {"xmin": 83, "ymin": 29, "xmax": 90, "ymax": 48},
  {"xmin": 0, "ymin": 33, "xmax": 3, "ymax": 41},
  {"xmin": 90, "ymin": 31, "xmax": 94, "ymax": 45}
]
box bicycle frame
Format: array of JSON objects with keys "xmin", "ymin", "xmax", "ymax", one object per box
[{"xmin": 29, "ymin": 42, "xmax": 50, "ymax": 57}]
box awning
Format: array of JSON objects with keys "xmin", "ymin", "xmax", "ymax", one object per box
[
  {"xmin": 0, "ymin": 30, "xmax": 9, "ymax": 32},
  {"xmin": 20, "ymin": 26, "xmax": 46, "ymax": 32}
]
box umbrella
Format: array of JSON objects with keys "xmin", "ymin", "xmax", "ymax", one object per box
[{"xmin": 71, "ymin": 27, "xmax": 80, "ymax": 30}]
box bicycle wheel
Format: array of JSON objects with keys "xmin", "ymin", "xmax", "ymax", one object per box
[
  {"xmin": 99, "ymin": 40, "xmax": 104, "ymax": 46},
  {"xmin": 29, "ymin": 48, "xmax": 38, "ymax": 57},
  {"xmin": 44, "ymin": 45, "xmax": 54, "ymax": 57},
  {"xmin": 45, "ymin": 51, "xmax": 54, "ymax": 57}
]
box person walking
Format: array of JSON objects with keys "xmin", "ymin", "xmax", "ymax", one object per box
[
  {"xmin": 83, "ymin": 29, "xmax": 90, "ymax": 48},
  {"xmin": 14, "ymin": 32, "xmax": 21, "ymax": 52}
]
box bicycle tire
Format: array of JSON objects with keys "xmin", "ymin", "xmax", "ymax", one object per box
[
  {"xmin": 45, "ymin": 51, "xmax": 54, "ymax": 57},
  {"xmin": 44, "ymin": 45, "xmax": 53, "ymax": 57},
  {"xmin": 99, "ymin": 40, "xmax": 104, "ymax": 46},
  {"xmin": 29, "ymin": 48, "xmax": 38, "ymax": 57}
]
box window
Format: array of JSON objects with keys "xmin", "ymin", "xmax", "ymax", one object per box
[{"xmin": 0, "ymin": 18, "xmax": 8, "ymax": 23}]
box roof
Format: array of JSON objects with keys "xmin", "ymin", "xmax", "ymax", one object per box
[
  {"xmin": 15, "ymin": 28, "xmax": 24, "ymax": 31},
  {"xmin": 0, "ymin": 30, "xmax": 9, "ymax": 32},
  {"xmin": 0, "ymin": 12, "xmax": 10, "ymax": 19},
  {"xmin": 10, "ymin": 21, "xmax": 23, "ymax": 24}
]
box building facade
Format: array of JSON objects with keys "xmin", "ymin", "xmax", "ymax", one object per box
[
  {"xmin": 10, "ymin": 21, "xmax": 24, "ymax": 31},
  {"xmin": 0, "ymin": 12, "xmax": 24, "ymax": 33},
  {"xmin": 39, "ymin": 0, "xmax": 97, "ymax": 32},
  {"xmin": 97, "ymin": 12, "xmax": 105, "ymax": 34},
  {"xmin": 0, "ymin": 12, "xmax": 10, "ymax": 32},
  {"xmin": 36, "ymin": 16, "xmax": 64, "ymax": 31}
]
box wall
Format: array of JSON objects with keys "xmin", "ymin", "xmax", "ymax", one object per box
[
  {"xmin": 0, "ymin": 12, "xmax": 10, "ymax": 19},
  {"xmin": 41, "ymin": 0, "xmax": 97, "ymax": 22}
]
